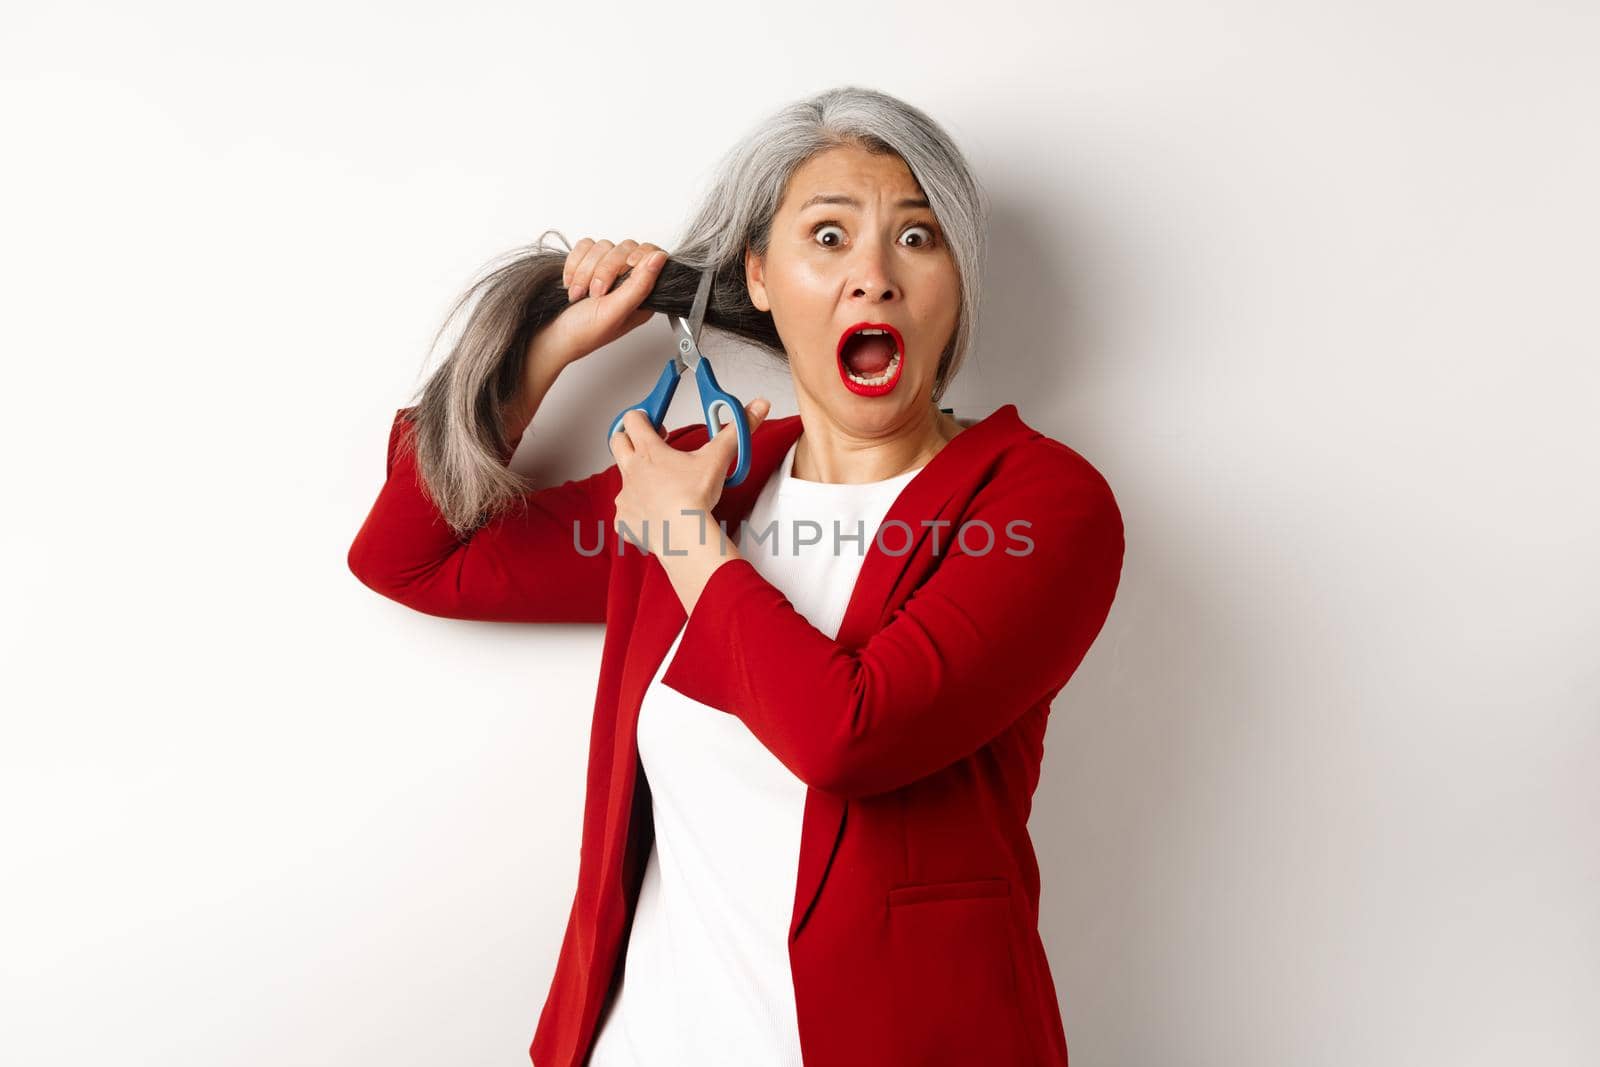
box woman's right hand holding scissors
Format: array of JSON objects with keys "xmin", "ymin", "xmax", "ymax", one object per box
[{"xmin": 530, "ymin": 237, "xmax": 669, "ymax": 370}]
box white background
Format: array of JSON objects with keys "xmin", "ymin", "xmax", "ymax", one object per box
[{"xmin": 3, "ymin": 2, "xmax": 1596, "ymax": 1064}]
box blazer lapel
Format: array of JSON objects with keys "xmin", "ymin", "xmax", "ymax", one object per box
[{"xmin": 786, "ymin": 404, "xmax": 1028, "ymax": 943}]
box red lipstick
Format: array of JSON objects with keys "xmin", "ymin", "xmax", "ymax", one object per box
[{"xmin": 835, "ymin": 321, "xmax": 906, "ymax": 398}]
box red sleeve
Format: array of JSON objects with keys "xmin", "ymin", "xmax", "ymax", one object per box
[
  {"xmin": 659, "ymin": 443, "xmax": 1125, "ymax": 799},
  {"xmin": 347, "ymin": 406, "xmax": 695, "ymax": 624}
]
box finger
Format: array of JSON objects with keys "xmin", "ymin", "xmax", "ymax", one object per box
[
  {"xmin": 563, "ymin": 238, "xmax": 593, "ymax": 285},
  {"xmin": 731, "ymin": 398, "xmax": 770, "ymax": 446},
  {"xmin": 617, "ymin": 248, "xmax": 669, "ymax": 302},
  {"xmin": 589, "ymin": 240, "xmax": 640, "ymax": 300},
  {"xmin": 608, "ymin": 417, "xmax": 637, "ymax": 462},
  {"xmin": 570, "ymin": 240, "xmax": 614, "ymax": 302},
  {"xmin": 563, "ymin": 238, "xmax": 595, "ymax": 292},
  {"xmin": 624, "ymin": 242, "xmax": 661, "ymax": 269},
  {"xmin": 632, "ymin": 407, "xmax": 670, "ymax": 443},
  {"xmin": 620, "ymin": 407, "xmax": 662, "ymax": 450},
  {"xmin": 701, "ymin": 400, "xmax": 752, "ymax": 464},
  {"xmin": 572, "ymin": 239, "xmax": 614, "ymax": 300},
  {"xmin": 718, "ymin": 397, "xmax": 768, "ymax": 433},
  {"xmin": 745, "ymin": 396, "xmax": 771, "ymax": 428}
]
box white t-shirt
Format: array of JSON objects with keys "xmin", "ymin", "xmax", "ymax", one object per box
[{"xmin": 586, "ymin": 437, "xmax": 925, "ymax": 1067}]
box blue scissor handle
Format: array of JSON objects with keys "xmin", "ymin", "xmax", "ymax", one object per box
[
  {"xmin": 608, "ymin": 358, "xmax": 681, "ymax": 440},
  {"xmin": 693, "ymin": 357, "xmax": 751, "ymax": 487}
]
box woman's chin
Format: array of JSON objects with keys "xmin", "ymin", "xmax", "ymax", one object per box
[{"xmin": 823, "ymin": 384, "xmax": 926, "ymax": 431}]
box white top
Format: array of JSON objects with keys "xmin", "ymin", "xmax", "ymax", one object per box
[{"xmin": 586, "ymin": 438, "xmax": 926, "ymax": 1067}]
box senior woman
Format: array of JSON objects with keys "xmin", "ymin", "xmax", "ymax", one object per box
[{"xmin": 348, "ymin": 86, "xmax": 1124, "ymax": 1067}]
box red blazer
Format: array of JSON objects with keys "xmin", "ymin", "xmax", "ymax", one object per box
[{"xmin": 348, "ymin": 402, "xmax": 1125, "ymax": 1066}]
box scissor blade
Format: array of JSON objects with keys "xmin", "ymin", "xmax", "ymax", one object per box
[{"xmin": 686, "ymin": 267, "xmax": 714, "ymax": 340}]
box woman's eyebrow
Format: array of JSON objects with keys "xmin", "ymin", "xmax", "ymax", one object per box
[{"xmin": 798, "ymin": 193, "xmax": 930, "ymax": 211}]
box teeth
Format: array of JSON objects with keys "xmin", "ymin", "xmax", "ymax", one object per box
[
  {"xmin": 856, "ymin": 328, "xmax": 888, "ymax": 336},
  {"xmin": 846, "ymin": 351, "xmax": 901, "ymax": 386}
]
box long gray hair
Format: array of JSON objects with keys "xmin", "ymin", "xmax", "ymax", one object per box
[{"xmin": 402, "ymin": 85, "xmax": 989, "ymax": 536}]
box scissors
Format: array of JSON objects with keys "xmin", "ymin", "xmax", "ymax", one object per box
[{"xmin": 606, "ymin": 266, "xmax": 752, "ymax": 487}]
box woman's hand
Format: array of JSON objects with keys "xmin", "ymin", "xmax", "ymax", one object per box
[
  {"xmin": 609, "ymin": 399, "xmax": 771, "ymax": 557},
  {"xmin": 504, "ymin": 238, "xmax": 670, "ymax": 439},
  {"xmin": 528, "ymin": 237, "xmax": 671, "ymax": 370}
]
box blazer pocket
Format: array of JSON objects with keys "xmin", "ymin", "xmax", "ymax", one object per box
[
  {"xmin": 886, "ymin": 876, "xmax": 1031, "ymax": 1065},
  {"xmin": 888, "ymin": 875, "xmax": 1011, "ymax": 908}
]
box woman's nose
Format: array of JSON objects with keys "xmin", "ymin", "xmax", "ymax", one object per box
[{"xmin": 847, "ymin": 242, "xmax": 899, "ymax": 302}]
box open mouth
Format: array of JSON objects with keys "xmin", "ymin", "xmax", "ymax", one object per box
[{"xmin": 836, "ymin": 322, "xmax": 905, "ymax": 397}]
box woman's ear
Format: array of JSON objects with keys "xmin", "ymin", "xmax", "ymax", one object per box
[{"xmin": 744, "ymin": 245, "xmax": 770, "ymax": 313}]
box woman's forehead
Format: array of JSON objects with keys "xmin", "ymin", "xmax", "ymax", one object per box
[{"xmin": 780, "ymin": 147, "xmax": 924, "ymax": 212}]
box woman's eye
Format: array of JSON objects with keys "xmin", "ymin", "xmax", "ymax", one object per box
[
  {"xmin": 813, "ymin": 223, "xmax": 845, "ymax": 247},
  {"xmin": 810, "ymin": 221, "xmax": 936, "ymax": 248}
]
